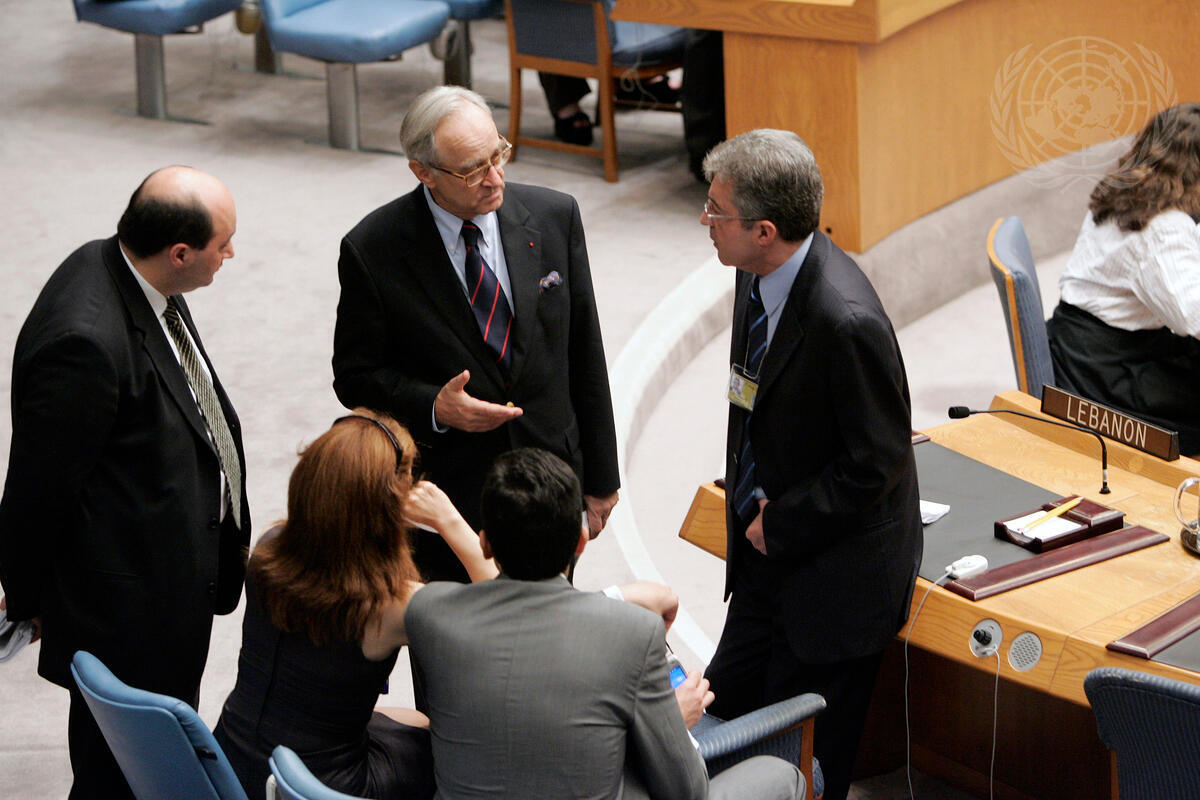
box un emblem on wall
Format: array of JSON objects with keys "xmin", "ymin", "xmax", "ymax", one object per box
[{"xmin": 990, "ymin": 36, "xmax": 1176, "ymax": 187}]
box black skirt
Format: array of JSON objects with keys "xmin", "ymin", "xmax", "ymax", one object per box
[{"xmin": 1047, "ymin": 301, "xmax": 1200, "ymax": 455}]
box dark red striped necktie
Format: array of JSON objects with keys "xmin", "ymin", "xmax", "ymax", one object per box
[{"xmin": 460, "ymin": 221, "xmax": 513, "ymax": 371}]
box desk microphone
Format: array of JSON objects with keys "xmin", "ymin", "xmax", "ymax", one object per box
[{"xmin": 948, "ymin": 406, "xmax": 1111, "ymax": 494}]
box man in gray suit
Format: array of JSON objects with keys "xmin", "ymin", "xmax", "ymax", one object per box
[{"xmin": 405, "ymin": 448, "xmax": 803, "ymax": 800}]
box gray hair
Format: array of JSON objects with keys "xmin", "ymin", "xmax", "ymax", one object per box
[
  {"xmin": 702, "ymin": 129, "xmax": 824, "ymax": 242},
  {"xmin": 400, "ymin": 86, "xmax": 492, "ymax": 166}
]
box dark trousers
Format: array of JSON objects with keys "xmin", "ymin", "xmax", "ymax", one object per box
[
  {"xmin": 1047, "ymin": 300, "xmax": 1200, "ymax": 454},
  {"xmin": 67, "ymin": 684, "xmax": 135, "ymax": 800},
  {"xmin": 409, "ymin": 527, "xmax": 471, "ymax": 584},
  {"xmin": 705, "ymin": 556, "xmax": 885, "ymax": 800},
  {"xmin": 681, "ymin": 29, "xmax": 725, "ymax": 176},
  {"xmin": 538, "ymin": 74, "xmax": 591, "ymax": 115}
]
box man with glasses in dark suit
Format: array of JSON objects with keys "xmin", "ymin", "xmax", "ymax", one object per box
[
  {"xmin": 333, "ymin": 86, "xmax": 619, "ymax": 582},
  {"xmin": 700, "ymin": 130, "xmax": 922, "ymax": 800}
]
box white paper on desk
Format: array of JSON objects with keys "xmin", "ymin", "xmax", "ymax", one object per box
[
  {"xmin": 920, "ymin": 500, "xmax": 950, "ymax": 525},
  {"xmin": 1007, "ymin": 510, "xmax": 1084, "ymax": 542}
]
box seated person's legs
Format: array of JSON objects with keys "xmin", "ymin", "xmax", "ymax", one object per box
[
  {"xmin": 709, "ymin": 756, "xmax": 805, "ymax": 800},
  {"xmin": 538, "ymin": 73, "xmax": 593, "ymax": 145}
]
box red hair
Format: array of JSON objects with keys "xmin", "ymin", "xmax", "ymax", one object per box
[{"xmin": 251, "ymin": 409, "xmax": 419, "ymax": 645}]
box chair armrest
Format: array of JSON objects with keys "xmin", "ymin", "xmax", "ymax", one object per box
[
  {"xmin": 269, "ymin": 746, "xmax": 367, "ymax": 800},
  {"xmin": 695, "ymin": 693, "xmax": 826, "ymax": 798},
  {"xmin": 693, "ymin": 693, "xmax": 825, "ymax": 761}
]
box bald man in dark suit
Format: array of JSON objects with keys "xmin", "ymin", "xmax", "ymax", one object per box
[{"xmin": 0, "ymin": 167, "xmax": 250, "ymax": 799}]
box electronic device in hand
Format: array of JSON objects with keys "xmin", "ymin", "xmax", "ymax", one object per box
[{"xmin": 666, "ymin": 653, "xmax": 687, "ymax": 689}]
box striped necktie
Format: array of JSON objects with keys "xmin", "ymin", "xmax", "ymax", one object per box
[
  {"xmin": 460, "ymin": 221, "xmax": 514, "ymax": 371},
  {"xmin": 732, "ymin": 278, "xmax": 767, "ymax": 523},
  {"xmin": 163, "ymin": 297, "xmax": 242, "ymax": 528}
]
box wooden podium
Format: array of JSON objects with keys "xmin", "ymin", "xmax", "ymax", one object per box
[
  {"xmin": 612, "ymin": 0, "xmax": 1200, "ymax": 252},
  {"xmin": 678, "ymin": 391, "xmax": 1200, "ymax": 799}
]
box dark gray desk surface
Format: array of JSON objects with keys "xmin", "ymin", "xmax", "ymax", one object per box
[
  {"xmin": 1152, "ymin": 626, "xmax": 1200, "ymax": 672},
  {"xmin": 916, "ymin": 441, "xmax": 1057, "ymax": 582},
  {"xmin": 916, "ymin": 442, "xmax": 1200, "ymax": 673}
]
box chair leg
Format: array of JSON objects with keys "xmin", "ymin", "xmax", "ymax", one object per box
[
  {"xmin": 133, "ymin": 34, "xmax": 167, "ymax": 120},
  {"xmin": 443, "ymin": 20, "xmax": 472, "ymax": 88},
  {"xmin": 597, "ymin": 77, "xmax": 618, "ymax": 182},
  {"xmin": 326, "ymin": 62, "xmax": 360, "ymax": 150},
  {"xmin": 254, "ymin": 27, "xmax": 281, "ymax": 74}
]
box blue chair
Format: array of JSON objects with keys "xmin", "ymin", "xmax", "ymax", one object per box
[
  {"xmin": 437, "ymin": 0, "xmax": 503, "ymax": 88},
  {"xmin": 693, "ymin": 693, "xmax": 826, "ymax": 800},
  {"xmin": 504, "ymin": 0, "xmax": 686, "ymax": 181},
  {"xmin": 267, "ymin": 745, "xmax": 369, "ymax": 800},
  {"xmin": 69, "ymin": 650, "xmax": 249, "ymax": 800},
  {"xmin": 987, "ymin": 215, "xmax": 1055, "ymax": 399},
  {"xmin": 1084, "ymin": 667, "xmax": 1200, "ymax": 800},
  {"xmin": 72, "ymin": 0, "xmax": 241, "ymax": 119},
  {"xmin": 258, "ymin": 0, "xmax": 451, "ymax": 150}
]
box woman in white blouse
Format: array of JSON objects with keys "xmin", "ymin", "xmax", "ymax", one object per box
[{"xmin": 1047, "ymin": 102, "xmax": 1200, "ymax": 455}]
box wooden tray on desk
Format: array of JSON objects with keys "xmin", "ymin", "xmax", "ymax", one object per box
[{"xmin": 994, "ymin": 495, "xmax": 1124, "ymax": 553}]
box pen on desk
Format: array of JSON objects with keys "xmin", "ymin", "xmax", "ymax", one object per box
[{"xmin": 1025, "ymin": 496, "xmax": 1083, "ymax": 531}]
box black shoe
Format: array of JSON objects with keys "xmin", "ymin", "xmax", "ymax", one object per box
[
  {"xmin": 614, "ymin": 76, "xmax": 680, "ymax": 106},
  {"xmin": 554, "ymin": 110, "xmax": 594, "ymax": 146}
]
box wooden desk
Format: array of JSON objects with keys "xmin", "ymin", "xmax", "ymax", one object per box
[
  {"xmin": 678, "ymin": 390, "xmax": 1200, "ymax": 798},
  {"xmin": 612, "ymin": 0, "xmax": 1200, "ymax": 252}
]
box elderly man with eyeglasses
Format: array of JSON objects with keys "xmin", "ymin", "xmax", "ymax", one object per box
[{"xmin": 333, "ymin": 86, "xmax": 619, "ymax": 583}]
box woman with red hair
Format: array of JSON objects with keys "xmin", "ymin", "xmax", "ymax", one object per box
[{"xmin": 214, "ymin": 409, "xmax": 495, "ymax": 799}]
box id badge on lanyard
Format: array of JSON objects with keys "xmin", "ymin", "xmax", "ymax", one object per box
[{"xmin": 727, "ymin": 365, "xmax": 759, "ymax": 412}]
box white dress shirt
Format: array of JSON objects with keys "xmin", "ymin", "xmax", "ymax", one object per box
[
  {"xmin": 757, "ymin": 232, "xmax": 814, "ymax": 347},
  {"xmin": 1059, "ymin": 209, "xmax": 1200, "ymax": 339},
  {"xmin": 423, "ymin": 186, "xmax": 514, "ymax": 302}
]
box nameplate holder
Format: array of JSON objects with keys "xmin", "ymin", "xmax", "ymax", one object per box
[{"xmin": 1041, "ymin": 385, "xmax": 1179, "ymax": 461}]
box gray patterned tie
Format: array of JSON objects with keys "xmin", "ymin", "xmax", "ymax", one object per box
[{"xmin": 163, "ymin": 297, "xmax": 242, "ymax": 528}]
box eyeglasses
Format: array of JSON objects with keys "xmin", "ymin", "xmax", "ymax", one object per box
[
  {"xmin": 701, "ymin": 199, "xmax": 759, "ymax": 224},
  {"xmin": 433, "ymin": 137, "xmax": 513, "ymax": 187}
]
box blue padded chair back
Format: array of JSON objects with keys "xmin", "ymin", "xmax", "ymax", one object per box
[
  {"xmin": 509, "ymin": 0, "xmax": 683, "ymax": 68},
  {"xmin": 987, "ymin": 216, "xmax": 1054, "ymax": 398},
  {"xmin": 509, "ymin": 0, "xmax": 600, "ymax": 64},
  {"xmin": 269, "ymin": 746, "xmax": 368, "ymax": 800},
  {"xmin": 70, "ymin": 651, "xmax": 249, "ymax": 800},
  {"xmin": 1085, "ymin": 667, "xmax": 1200, "ymax": 800}
]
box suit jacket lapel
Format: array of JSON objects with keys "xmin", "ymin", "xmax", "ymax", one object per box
[
  {"xmin": 101, "ymin": 238, "xmax": 214, "ymax": 452},
  {"xmin": 497, "ymin": 192, "xmax": 540, "ymax": 385},
  {"xmin": 755, "ymin": 233, "xmax": 827, "ymax": 399},
  {"xmin": 398, "ymin": 189, "xmax": 508, "ymax": 389}
]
